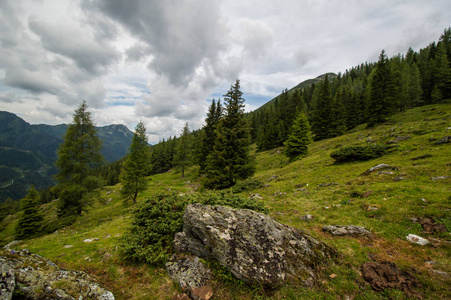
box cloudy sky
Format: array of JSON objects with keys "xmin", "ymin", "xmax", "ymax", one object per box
[{"xmin": 0, "ymin": 0, "xmax": 450, "ymax": 143}]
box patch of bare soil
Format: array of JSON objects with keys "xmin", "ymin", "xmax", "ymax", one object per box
[{"xmin": 362, "ymin": 261, "xmax": 422, "ymax": 299}]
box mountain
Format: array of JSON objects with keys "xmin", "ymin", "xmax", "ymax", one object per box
[{"xmin": 0, "ymin": 111, "xmax": 134, "ymax": 201}]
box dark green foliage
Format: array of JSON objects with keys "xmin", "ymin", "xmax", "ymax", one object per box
[
  {"xmin": 15, "ymin": 186, "xmax": 43, "ymax": 239},
  {"xmin": 284, "ymin": 112, "xmax": 311, "ymax": 161},
  {"xmin": 231, "ymin": 179, "xmax": 263, "ymax": 194},
  {"xmin": 311, "ymin": 74, "xmax": 334, "ymax": 140},
  {"xmin": 330, "ymin": 145, "xmax": 389, "ymax": 163},
  {"xmin": 120, "ymin": 191, "xmax": 267, "ymax": 266},
  {"xmin": 120, "ymin": 121, "xmax": 150, "ymax": 203},
  {"xmin": 55, "ymin": 101, "xmax": 103, "ymax": 216},
  {"xmin": 173, "ymin": 122, "xmax": 191, "ymax": 178},
  {"xmin": 198, "ymin": 99, "xmax": 222, "ymax": 172},
  {"xmin": 205, "ymin": 80, "xmax": 255, "ymax": 189}
]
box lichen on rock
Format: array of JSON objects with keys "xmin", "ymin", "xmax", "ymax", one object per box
[{"xmin": 173, "ymin": 203, "xmax": 337, "ymax": 288}]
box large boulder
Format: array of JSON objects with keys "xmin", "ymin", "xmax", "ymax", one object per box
[
  {"xmin": 173, "ymin": 203, "xmax": 336, "ymax": 288},
  {"xmin": 0, "ymin": 249, "xmax": 114, "ymax": 299}
]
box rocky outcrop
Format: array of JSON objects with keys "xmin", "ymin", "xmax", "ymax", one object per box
[
  {"xmin": 360, "ymin": 164, "xmax": 398, "ymax": 176},
  {"xmin": 173, "ymin": 203, "xmax": 336, "ymax": 288},
  {"xmin": 0, "ymin": 248, "xmax": 114, "ymax": 299},
  {"xmin": 0, "ymin": 260, "xmax": 15, "ymax": 300}
]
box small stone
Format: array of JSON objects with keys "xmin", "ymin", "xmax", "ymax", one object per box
[
  {"xmin": 83, "ymin": 239, "xmax": 93, "ymax": 243},
  {"xmin": 406, "ymin": 234, "xmax": 429, "ymax": 245},
  {"xmin": 300, "ymin": 214, "xmax": 314, "ymax": 221},
  {"xmin": 63, "ymin": 245, "xmax": 74, "ymax": 248},
  {"xmin": 431, "ymin": 176, "xmax": 450, "ymax": 180},
  {"xmin": 394, "ymin": 176, "xmax": 406, "ymax": 181},
  {"xmin": 249, "ymin": 193, "xmax": 263, "ymax": 200},
  {"xmin": 367, "ymin": 206, "xmax": 379, "ymax": 211},
  {"xmin": 191, "ymin": 285, "xmax": 214, "ymax": 300},
  {"xmin": 322, "ymin": 225, "xmax": 371, "ymax": 236},
  {"xmin": 431, "ymin": 270, "xmax": 449, "ymax": 277},
  {"xmin": 267, "ymin": 175, "xmax": 278, "ymax": 182}
]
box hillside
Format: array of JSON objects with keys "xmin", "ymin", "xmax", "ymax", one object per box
[
  {"xmin": 0, "ymin": 111, "xmax": 134, "ymax": 201},
  {"xmin": 1, "ymin": 102, "xmax": 450, "ymax": 299}
]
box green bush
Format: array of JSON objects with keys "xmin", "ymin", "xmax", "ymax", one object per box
[
  {"xmin": 330, "ymin": 145, "xmax": 389, "ymax": 163},
  {"xmin": 120, "ymin": 191, "xmax": 267, "ymax": 266},
  {"xmin": 231, "ymin": 179, "xmax": 263, "ymax": 194}
]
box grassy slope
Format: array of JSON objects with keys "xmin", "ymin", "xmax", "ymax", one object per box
[{"xmin": 1, "ymin": 102, "xmax": 450, "ymax": 299}]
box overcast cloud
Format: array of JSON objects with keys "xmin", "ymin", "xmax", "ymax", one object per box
[{"xmin": 0, "ymin": 0, "xmax": 450, "ymax": 143}]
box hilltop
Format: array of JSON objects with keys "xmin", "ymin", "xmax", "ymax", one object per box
[{"xmin": 1, "ymin": 102, "xmax": 450, "ymax": 299}]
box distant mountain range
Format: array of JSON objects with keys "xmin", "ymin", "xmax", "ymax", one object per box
[{"xmin": 0, "ymin": 111, "xmax": 134, "ymax": 201}]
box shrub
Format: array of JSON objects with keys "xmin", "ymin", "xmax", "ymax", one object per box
[
  {"xmin": 120, "ymin": 191, "xmax": 267, "ymax": 266},
  {"xmin": 231, "ymin": 179, "xmax": 263, "ymax": 194},
  {"xmin": 330, "ymin": 145, "xmax": 389, "ymax": 163}
]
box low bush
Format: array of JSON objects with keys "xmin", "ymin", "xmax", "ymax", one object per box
[
  {"xmin": 330, "ymin": 145, "xmax": 389, "ymax": 163},
  {"xmin": 231, "ymin": 179, "xmax": 263, "ymax": 194},
  {"xmin": 120, "ymin": 191, "xmax": 267, "ymax": 266}
]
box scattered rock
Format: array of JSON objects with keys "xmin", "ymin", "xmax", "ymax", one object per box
[
  {"xmin": 0, "ymin": 260, "xmax": 15, "ymax": 300},
  {"xmin": 3, "ymin": 241, "xmax": 21, "ymax": 251},
  {"xmin": 431, "ymin": 270, "xmax": 449, "ymax": 277},
  {"xmin": 317, "ymin": 182, "xmax": 338, "ymax": 188},
  {"xmin": 300, "ymin": 214, "xmax": 315, "ymax": 221},
  {"xmin": 394, "ymin": 176, "xmax": 406, "ymax": 181},
  {"xmin": 106, "ymin": 191, "xmax": 112, "ymax": 195},
  {"xmin": 166, "ymin": 254, "xmax": 212, "ymax": 300},
  {"xmin": 367, "ymin": 206, "xmax": 379, "ymax": 211},
  {"xmin": 63, "ymin": 245, "xmax": 74, "ymax": 248},
  {"xmin": 173, "ymin": 204, "xmax": 337, "ymax": 288},
  {"xmin": 387, "ymin": 135, "xmax": 411, "ymax": 144},
  {"xmin": 360, "ymin": 164, "xmax": 398, "ymax": 176},
  {"xmin": 249, "ymin": 193, "xmax": 263, "ymax": 200},
  {"xmin": 191, "ymin": 285, "xmax": 214, "ymax": 300},
  {"xmin": 294, "ymin": 187, "xmax": 309, "ymax": 195},
  {"xmin": 84, "ymin": 239, "xmax": 94, "ymax": 243},
  {"xmin": 0, "ymin": 249, "xmax": 114, "ymax": 299},
  {"xmin": 431, "ymin": 176, "xmax": 450, "ymax": 180},
  {"xmin": 362, "ymin": 261, "xmax": 422, "ymax": 299},
  {"xmin": 294, "ymin": 183, "xmax": 307, "ymax": 188},
  {"xmin": 267, "ymin": 175, "xmax": 278, "ymax": 182},
  {"xmin": 377, "ymin": 171, "xmax": 393, "ymax": 175},
  {"xmin": 434, "ymin": 136, "xmax": 450, "ymax": 144},
  {"xmin": 274, "ymin": 191, "xmax": 286, "ymax": 196},
  {"xmin": 406, "ymin": 234, "xmax": 429, "ymax": 246},
  {"xmin": 417, "ymin": 217, "xmax": 448, "ymax": 233},
  {"xmin": 322, "ymin": 225, "xmax": 371, "ymax": 237}
]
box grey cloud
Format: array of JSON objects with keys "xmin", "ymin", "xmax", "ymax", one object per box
[
  {"xmin": 3, "ymin": 68, "xmax": 61, "ymax": 94},
  {"xmin": 83, "ymin": 0, "xmax": 227, "ymax": 85},
  {"xmin": 28, "ymin": 18, "xmax": 121, "ymax": 76}
]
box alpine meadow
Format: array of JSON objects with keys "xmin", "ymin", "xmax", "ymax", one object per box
[{"xmin": 0, "ymin": 9, "xmax": 451, "ymax": 300}]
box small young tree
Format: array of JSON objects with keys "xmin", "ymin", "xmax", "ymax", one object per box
[
  {"xmin": 120, "ymin": 121, "xmax": 150, "ymax": 204},
  {"xmin": 173, "ymin": 122, "xmax": 191, "ymax": 178},
  {"xmin": 15, "ymin": 185, "xmax": 42, "ymax": 239},
  {"xmin": 55, "ymin": 101, "xmax": 103, "ymax": 216},
  {"xmin": 284, "ymin": 112, "xmax": 311, "ymax": 161},
  {"xmin": 198, "ymin": 99, "xmax": 222, "ymax": 172}
]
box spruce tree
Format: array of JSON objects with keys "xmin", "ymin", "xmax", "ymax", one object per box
[
  {"xmin": 284, "ymin": 112, "xmax": 311, "ymax": 161},
  {"xmin": 173, "ymin": 122, "xmax": 191, "ymax": 178},
  {"xmin": 15, "ymin": 185, "xmax": 42, "ymax": 239},
  {"xmin": 311, "ymin": 74, "xmax": 333, "ymax": 140},
  {"xmin": 120, "ymin": 121, "xmax": 150, "ymax": 203},
  {"xmin": 205, "ymin": 80, "xmax": 255, "ymax": 189},
  {"xmin": 55, "ymin": 101, "xmax": 103, "ymax": 216},
  {"xmin": 367, "ymin": 50, "xmax": 396, "ymax": 127},
  {"xmin": 198, "ymin": 99, "xmax": 222, "ymax": 172}
]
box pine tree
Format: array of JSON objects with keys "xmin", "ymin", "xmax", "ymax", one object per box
[
  {"xmin": 311, "ymin": 74, "xmax": 333, "ymax": 140},
  {"xmin": 198, "ymin": 99, "xmax": 222, "ymax": 172},
  {"xmin": 284, "ymin": 112, "xmax": 311, "ymax": 161},
  {"xmin": 367, "ymin": 50, "xmax": 396, "ymax": 127},
  {"xmin": 55, "ymin": 101, "xmax": 103, "ymax": 216},
  {"xmin": 120, "ymin": 121, "xmax": 150, "ymax": 204},
  {"xmin": 15, "ymin": 185, "xmax": 42, "ymax": 239},
  {"xmin": 205, "ymin": 80, "xmax": 255, "ymax": 189},
  {"xmin": 173, "ymin": 122, "xmax": 191, "ymax": 178}
]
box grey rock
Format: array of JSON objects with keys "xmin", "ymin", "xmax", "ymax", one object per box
[
  {"xmin": 249, "ymin": 193, "xmax": 263, "ymax": 200},
  {"xmin": 3, "ymin": 240, "xmax": 21, "ymax": 251},
  {"xmin": 267, "ymin": 175, "xmax": 278, "ymax": 182},
  {"xmin": 360, "ymin": 164, "xmax": 398, "ymax": 176},
  {"xmin": 174, "ymin": 204, "xmax": 336, "ymax": 288},
  {"xmin": 406, "ymin": 234, "xmax": 429, "ymax": 246},
  {"xmin": 0, "ymin": 249, "xmax": 114, "ymax": 299},
  {"xmin": 322, "ymin": 225, "xmax": 371, "ymax": 237},
  {"xmin": 166, "ymin": 254, "xmax": 212, "ymax": 299},
  {"xmin": 0, "ymin": 260, "xmax": 15, "ymax": 300},
  {"xmin": 394, "ymin": 176, "xmax": 406, "ymax": 181},
  {"xmin": 434, "ymin": 136, "xmax": 450, "ymax": 144},
  {"xmin": 300, "ymin": 214, "xmax": 314, "ymax": 221},
  {"xmin": 317, "ymin": 182, "xmax": 338, "ymax": 188},
  {"xmin": 431, "ymin": 175, "xmax": 450, "ymax": 180}
]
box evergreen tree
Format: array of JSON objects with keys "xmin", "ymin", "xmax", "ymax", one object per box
[
  {"xmin": 173, "ymin": 122, "xmax": 191, "ymax": 178},
  {"xmin": 311, "ymin": 74, "xmax": 333, "ymax": 140},
  {"xmin": 284, "ymin": 112, "xmax": 311, "ymax": 161},
  {"xmin": 15, "ymin": 185, "xmax": 42, "ymax": 239},
  {"xmin": 55, "ymin": 101, "xmax": 103, "ymax": 216},
  {"xmin": 367, "ymin": 50, "xmax": 396, "ymax": 126},
  {"xmin": 120, "ymin": 121, "xmax": 150, "ymax": 204},
  {"xmin": 330, "ymin": 87, "xmax": 347, "ymax": 137},
  {"xmin": 434, "ymin": 42, "xmax": 451, "ymax": 100},
  {"xmin": 198, "ymin": 99, "xmax": 222, "ymax": 172},
  {"xmin": 205, "ymin": 80, "xmax": 255, "ymax": 189}
]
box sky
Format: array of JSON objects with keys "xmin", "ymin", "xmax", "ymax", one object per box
[{"xmin": 0, "ymin": 0, "xmax": 450, "ymax": 144}]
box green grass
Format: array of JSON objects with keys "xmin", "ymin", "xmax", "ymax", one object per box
[{"xmin": 1, "ymin": 102, "xmax": 450, "ymax": 299}]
